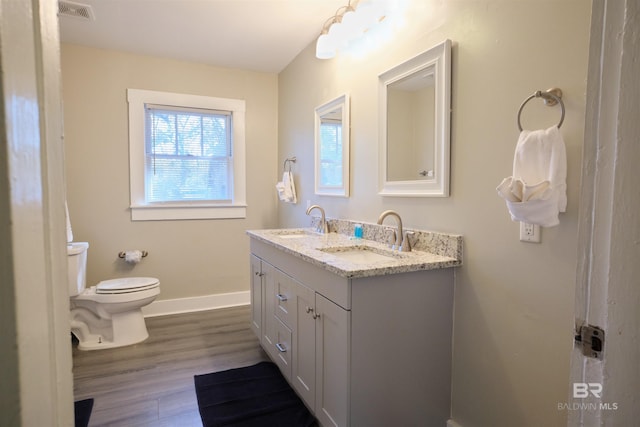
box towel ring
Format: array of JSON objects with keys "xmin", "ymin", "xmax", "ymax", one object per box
[
  {"xmin": 283, "ymin": 156, "xmax": 296, "ymax": 173},
  {"xmin": 517, "ymin": 88, "xmax": 565, "ymax": 131}
]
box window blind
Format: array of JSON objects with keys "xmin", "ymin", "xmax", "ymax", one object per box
[{"xmin": 144, "ymin": 104, "xmax": 233, "ymax": 203}]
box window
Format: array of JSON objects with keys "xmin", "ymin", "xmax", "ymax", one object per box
[
  {"xmin": 127, "ymin": 89, "xmax": 246, "ymax": 220},
  {"xmin": 145, "ymin": 105, "xmax": 232, "ymax": 202}
]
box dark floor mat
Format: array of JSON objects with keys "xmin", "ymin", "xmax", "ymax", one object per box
[
  {"xmin": 74, "ymin": 398, "xmax": 94, "ymax": 427},
  {"xmin": 194, "ymin": 361, "xmax": 316, "ymax": 427}
]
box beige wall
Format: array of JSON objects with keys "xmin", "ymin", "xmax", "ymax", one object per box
[
  {"xmin": 278, "ymin": 1, "xmax": 591, "ymax": 426},
  {"xmin": 61, "ymin": 44, "xmax": 279, "ymax": 300}
]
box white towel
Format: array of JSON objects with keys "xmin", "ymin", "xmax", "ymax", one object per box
[
  {"xmin": 497, "ymin": 126, "xmax": 567, "ymax": 227},
  {"xmin": 276, "ymin": 171, "xmax": 297, "ymax": 204}
]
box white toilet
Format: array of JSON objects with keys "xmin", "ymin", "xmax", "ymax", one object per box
[{"xmin": 67, "ymin": 242, "xmax": 160, "ymax": 350}]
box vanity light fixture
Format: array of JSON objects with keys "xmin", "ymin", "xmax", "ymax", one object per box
[{"xmin": 315, "ymin": 0, "xmax": 387, "ymax": 59}]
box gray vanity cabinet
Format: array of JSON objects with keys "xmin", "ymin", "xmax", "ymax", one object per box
[
  {"xmin": 250, "ymin": 252, "xmax": 349, "ymax": 427},
  {"xmin": 249, "ymin": 237, "xmax": 453, "ymax": 427}
]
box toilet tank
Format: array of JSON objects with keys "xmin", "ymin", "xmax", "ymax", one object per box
[{"xmin": 67, "ymin": 242, "xmax": 89, "ymax": 296}]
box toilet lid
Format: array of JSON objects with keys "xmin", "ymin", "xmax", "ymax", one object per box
[{"xmin": 96, "ymin": 277, "xmax": 160, "ymax": 294}]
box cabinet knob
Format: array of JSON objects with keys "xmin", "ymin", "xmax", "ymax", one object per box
[
  {"xmin": 255, "ymin": 271, "xmax": 265, "ymax": 277},
  {"xmin": 276, "ymin": 293, "xmax": 288, "ymax": 302},
  {"xmin": 305, "ymin": 306, "xmax": 320, "ymax": 319},
  {"xmin": 275, "ymin": 343, "xmax": 287, "ymax": 353}
]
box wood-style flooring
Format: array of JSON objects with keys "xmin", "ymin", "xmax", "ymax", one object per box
[{"xmin": 72, "ymin": 305, "xmax": 268, "ymax": 427}]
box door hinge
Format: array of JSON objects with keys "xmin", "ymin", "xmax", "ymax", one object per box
[{"xmin": 574, "ymin": 324, "xmax": 604, "ymax": 359}]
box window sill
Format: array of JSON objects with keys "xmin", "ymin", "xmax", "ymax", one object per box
[{"xmin": 130, "ymin": 204, "xmax": 247, "ymax": 221}]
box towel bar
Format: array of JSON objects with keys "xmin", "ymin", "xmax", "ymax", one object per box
[{"xmin": 517, "ymin": 88, "xmax": 565, "ymax": 131}]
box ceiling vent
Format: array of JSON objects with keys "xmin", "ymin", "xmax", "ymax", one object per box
[{"xmin": 58, "ymin": 0, "xmax": 95, "ymax": 21}]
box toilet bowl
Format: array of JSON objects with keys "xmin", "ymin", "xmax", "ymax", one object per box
[{"xmin": 67, "ymin": 242, "xmax": 160, "ymax": 350}]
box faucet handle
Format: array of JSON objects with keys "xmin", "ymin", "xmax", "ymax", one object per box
[
  {"xmin": 384, "ymin": 227, "xmax": 397, "ymax": 249},
  {"xmin": 400, "ymin": 231, "xmax": 415, "ymax": 252},
  {"xmin": 314, "ymin": 220, "xmax": 328, "ymax": 234}
]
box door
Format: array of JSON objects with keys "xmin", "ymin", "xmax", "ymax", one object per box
[
  {"xmin": 0, "ymin": 0, "xmax": 74, "ymax": 424},
  {"xmin": 315, "ymin": 294, "xmax": 350, "ymax": 427},
  {"xmin": 568, "ymin": 1, "xmax": 640, "ymax": 425}
]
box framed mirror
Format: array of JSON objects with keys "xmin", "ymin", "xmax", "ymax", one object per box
[
  {"xmin": 379, "ymin": 39, "xmax": 451, "ymax": 197},
  {"xmin": 315, "ymin": 94, "xmax": 350, "ymax": 197}
]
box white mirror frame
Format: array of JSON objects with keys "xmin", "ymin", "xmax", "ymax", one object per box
[
  {"xmin": 379, "ymin": 39, "xmax": 451, "ymax": 197},
  {"xmin": 314, "ymin": 94, "xmax": 350, "ymax": 197}
]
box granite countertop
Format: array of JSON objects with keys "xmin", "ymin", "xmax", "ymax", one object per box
[{"xmin": 247, "ymin": 227, "xmax": 462, "ymax": 279}]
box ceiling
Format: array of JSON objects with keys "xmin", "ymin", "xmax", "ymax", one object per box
[{"xmin": 58, "ymin": 0, "xmax": 346, "ymax": 73}]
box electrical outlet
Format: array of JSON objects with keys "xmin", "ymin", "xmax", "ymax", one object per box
[{"xmin": 520, "ymin": 222, "xmax": 541, "ymax": 243}]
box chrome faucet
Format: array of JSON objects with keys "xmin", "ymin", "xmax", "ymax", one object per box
[
  {"xmin": 376, "ymin": 210, "xmax": 412, "ymax": 252},
  {"xmin": 306, "ymin": 204, "xmax": 329, "ymax": 234}
]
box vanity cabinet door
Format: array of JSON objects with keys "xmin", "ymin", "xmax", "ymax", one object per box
[
  {"xmin": 261, "ymin": 261, "xmax": 279, "ymax": 361},
  {"xmin": 315, "ymin": 293, "xmax": 349, "ymax": 427},
  {"xmin": 291, "ymin": 281, "xmax": 316, "ymax": 411},
  {"xmin": 249, "ymin": 255, "xmax": 262, "ymax": 337}
]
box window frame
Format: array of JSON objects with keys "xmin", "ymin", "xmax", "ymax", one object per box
[
  {"xmin": 314, "ymin": 93, "xmax": 350, "ymax": 197},
  {"xmin": 127, "ymin": 89, "xmax": 246, "ymax": 221}
]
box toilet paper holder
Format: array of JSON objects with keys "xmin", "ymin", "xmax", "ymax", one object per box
[{"xmin": 118, "ymin": 250, "xmax": 148, "ymax": 259}]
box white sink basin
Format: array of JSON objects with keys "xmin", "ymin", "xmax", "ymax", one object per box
[{"xmin": 319, "ymin": 246, "xmax": 399, "ymax": 265}]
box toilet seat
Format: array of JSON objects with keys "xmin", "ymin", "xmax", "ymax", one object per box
[{"xmin": 96, "ymin": 277, "xmax": 160, "ymax": 295}]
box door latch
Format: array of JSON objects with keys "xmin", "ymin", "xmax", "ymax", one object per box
[{"xmin": 574, "ymin": 324, "xmax": 604, "ymax": 359}]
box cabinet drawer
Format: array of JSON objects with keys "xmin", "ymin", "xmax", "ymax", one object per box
[
  {"xmin": 274, "ymin": 271, "xmax": 294, "ymax": 329},
  {"xmin": 272, "ymin": 317, "xmax": 292, "ymax": 380}
]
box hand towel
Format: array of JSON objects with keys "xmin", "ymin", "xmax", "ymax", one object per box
[
  {"xmin": 276, "ymin": 171, "xmax": 297, "ymax": 204},
  {"xmin": 497, "ymin": 125, "xmax": 567, "ymax": 227}
]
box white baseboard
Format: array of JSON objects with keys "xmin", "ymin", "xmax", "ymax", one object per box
[
  {"xmin": 447, "ymin": 420, "xmax": 462, "ymax": 427},
  {"xmin": 142, "ymin": 291, "xmax": 250, "ymax": 318}
]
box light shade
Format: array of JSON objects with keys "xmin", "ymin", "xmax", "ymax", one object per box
[
  {"xmin": 316, "ymin": 33, "xmax": 336, "ymax": 59},
  {"xmin": 338, "ymin": 8, "xmax": 362, "ymax": 41},
  {"xmin": 315, "ymin": 0, "xmax": 389, "ymax": 59}
]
